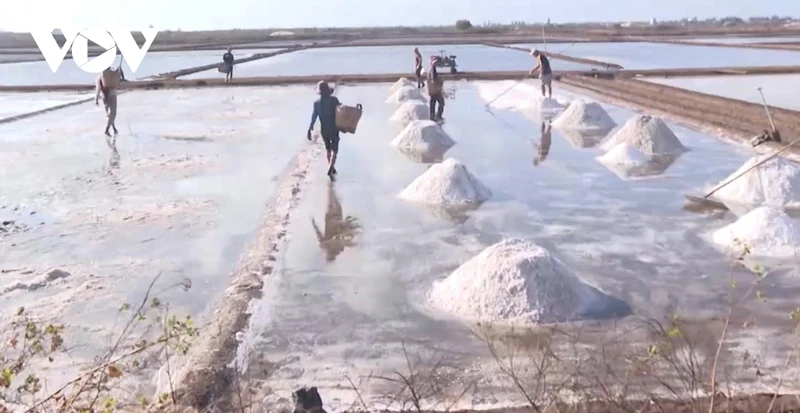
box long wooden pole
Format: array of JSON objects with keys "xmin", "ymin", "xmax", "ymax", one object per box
[{"xmin": 703, "ymin": 139, "xmax": 800, "ymax": 199}]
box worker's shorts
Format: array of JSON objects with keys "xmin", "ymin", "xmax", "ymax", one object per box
[
  {"xmin": 106, "ymin": 93, "xmax": 118, "ymax": 123},
  {"xmin": 321, "ymin": 131, "xmax": 340, "ymax": 153},
  {"xmin": 415, "ymin": 67, "xmax": 422, "ymax": 77},
  {"xmin": 540, "ymin": 73, "xmax": 553, "ymax": 86}
]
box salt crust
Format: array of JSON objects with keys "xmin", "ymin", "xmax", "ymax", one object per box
[
  {"xmin": 398, "ymin": 158, "xmax": 491, "ymax": 207},
  {"xmin": 710, "ymin": 155, "xmax": 800, "ymax": 209},
  {"xmin": 712, "ymin": 206, "xmax": 800, "ymax": 258},
  {"xmin": 390, "ymin": 101, "xmax": 429, "ymax": 125},
  {"xmin": 600, "ymin": 115, "xmax": 687, "ymax": 155},
  {"xmin": 429, "ymin": 238, "xmax": 624, "ymax": 325},
  {"xmin": 391, "ymin": 120, "xmax": 455, "ymax": 152},
  {"xmin": 551, "ymin": 100, "xmax": 616, "ymax": 131}
]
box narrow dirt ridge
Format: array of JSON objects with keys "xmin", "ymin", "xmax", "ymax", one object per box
[
  {"xmin": 560, "ymin": 75, "xmax": 800, "ymax": 156},
  {"xmin": 170, "ymin": 142, "xmax": 320, "ymax": 409},
  {"xmin": 484, "ymin": 42, "xmax": 625, "ymax": 70}
]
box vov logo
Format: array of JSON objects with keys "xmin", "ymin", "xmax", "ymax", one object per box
[{"xmin": 31, "ymin": 28, "xmax": 159, "ymax": 74}]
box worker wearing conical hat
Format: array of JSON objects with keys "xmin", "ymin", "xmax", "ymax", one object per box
[{"xmin": 427, "ymin": 56, "xmax": 445, "ymax": 121}]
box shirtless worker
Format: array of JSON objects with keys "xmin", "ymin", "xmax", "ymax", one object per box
[
  {"xmin": 222, "ymin": 47, "xmax": 234, "ymax": 83},
  {"xmin": 307, "ymin": 81, "xmax": 342, "ymax": 178},
  {"xmin": 413, "ymin": 47, "xmax": 425, "ymax": 88},
  {"xmin": 427, "ymin": 56, "xmax": 445, "ymax": 121},
  {"xmin": 94, "ymin": 69, "xmax": 120, "ymax": 137},
  {"xmin": 529, "ymin": 49, "xmax": 553, "ymax": 98}
]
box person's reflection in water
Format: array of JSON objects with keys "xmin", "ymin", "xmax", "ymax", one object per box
[
  {"xmin": 534, "ymin": 120, "xmax": 552, "ymax": 166},
  {"xmin": 311, "ymin": 182, "xmax": 361, "ymax": 262},
  {"xmin": 104, "ymin": 134, "xmax": 120, "ymax": 172}
]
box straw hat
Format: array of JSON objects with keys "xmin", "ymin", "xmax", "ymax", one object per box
[{"xmin": 316, "ymin": 80, "xmax": 331, "ymax": 95}]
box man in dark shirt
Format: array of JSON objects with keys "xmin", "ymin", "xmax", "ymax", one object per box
[
  {"xmin": 413, "ymin": 47, "xmax": 424, "ymax": 88},
  {"xmin": 307, "ymin": 81, "xmax": 342, "ymax": 178},
  {"xmin": 427, "ymin": 56, "xmax": 445, "ymax": 121},
  {"xmin": 530, "ymin": 49, "xmax": 553, "ymax": 98},
  {"xmin": 222, "ymin": 47, "xmax": 234, "ymax": 83}
]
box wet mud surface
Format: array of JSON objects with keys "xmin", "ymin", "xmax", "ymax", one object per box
[
  {"xmin": 0, "ymin": 85, "xmax": 318, "ymax": 396},
  {"xmin": 240, "ymin": 83, "xmax": 800, "ymax": 410}
]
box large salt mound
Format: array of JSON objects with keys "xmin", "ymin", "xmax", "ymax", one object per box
[
  {"xmin": 429, "ymin": 238, "xmax": 630, "ymax": 325},
  {"xmin": 551, "ymin": 100, "xmax": 616, "ymax": 131},
  {"xmin": 710, "ymin": 155, "xmax": 800, "ymax": 209},
  {"xmin": 596, "ymin": 143, "xmax": 649, "ymax": 166},
  {"xmin": 600, "ymin": 115, "xmax": 687, "ymax": 155},
  {"xmin": 712, "ymin": 207, "xmax": 800, "ymax": 258},
  {"xmin": 386, "ymin": 85, "xmax": 425, "ymax": 104},
  {"xmin": 391, "ymin": 120, "xmax": 456, "ymax": 153},
  {"xmin": 390, "ymin": 101, "xmax": 429, "ymax": 125},
  {"xmin": 398, "ymin": 158, "xmax": 491, "ymax": 207},
  {"xmin": 390, "ymin": 77, "xmax": 415, "ymax": 93}
]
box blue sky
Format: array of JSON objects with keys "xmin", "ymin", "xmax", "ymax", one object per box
[{"xmin": 2, "ymin": 0, "xmax": 798, "ymax": 32}]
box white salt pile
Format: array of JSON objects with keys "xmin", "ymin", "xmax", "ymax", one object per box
[
  {"xmin": 596, "ymin": 142, "xmax": 649, "ymax": 166},
  {"xmin": 533, "ymin": 96, "xmax": 566, "ymax": 112},
  {"xmin": 390, "ymin": 77, "xmax": 415, "ymax": 93},
  {"xmin": 710, "ymin": 155, "xmax": 800, "ymax": 209},
  {"xmin": 398, "ymin": 158, "xmax": 491, "ymax": 207},
  {"xmin": 389, "ymin": 101, "xmax": 429, "ymax": 125},
  {"xmin": 429, "ymin": 238, "xmax": 630, "ymax": 325},
  {"xmin": 386, "ymin": 85, "xmax": 425, "ymax": 104},
  {"xmin": 712, "ymin": 206, "xmax": 800, "ymax": 258},
  {"xmin": 551, "ymin": 100, "xmax": 616, "ymax": 131},
  {"xmin": 561, "ymin": 129, "xmax": 610, "ymax": 149},
  {"xmin": 600, "ymin": 115, "xmax": 687, "ymax": 155},
  {"xmin": 391, "ymin": 120, "xmax": 456, "ymax": 153}
]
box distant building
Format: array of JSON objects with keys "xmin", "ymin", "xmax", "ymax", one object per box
[
  {"xmin": 270, "ymin": 31, "xmax": 294, "ymax": 36},
  {"xmin": 650, "ymin": 17, "xmax": 657, "ymax": 25}
]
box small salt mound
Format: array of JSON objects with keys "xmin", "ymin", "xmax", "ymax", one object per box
[
  {"xmin": 533, "ymin": 96, "xmax": 566, "ymax": 112},
  {"xmin": 711, "ymin": 155, "xmax": 800, "ymax": 209},
  {"xmin": 429, "ymin": 238, "xmax": 630, "ymax": 325},
  {"xmin": 386, "ymin": 85, "xmax": 425, "ymax": 104},
  {"xmin": 712, "ymin": 207, "xmax": 800, "ymax": 258},
  {"xmin": 390, "ymin": 101, "xmax": 429, "ymax": 125},
  {"xmin": 551, "ymin": 100, "xmax": 616, "ymax": 131},
  {"xmin": 390, "ymin": 77, "xmax": 415, "ymax": 93},
  {"xmin": 398, "ymin": 158, "xmax": 491, "ymax": 207},
  {"xmin": 596, "ymin": 143, "xmax": 649, "ymax": 166},
  {"xmin": 391, "ymin": 120, "xmax": 455, "ymax": 153},
  {"xmin": 600, "ymin": 115, "xmax": 687, "ymax": 155}
]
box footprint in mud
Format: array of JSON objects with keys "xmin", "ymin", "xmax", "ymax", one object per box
[
  {"xmin": 159, "ymin": 135, "xmax": 212, "ymax": 142},
  {"xmin": 0, "ymin": 220, "xmax": 30, "ymax": 237}
]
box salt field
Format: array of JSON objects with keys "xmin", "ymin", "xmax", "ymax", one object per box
[
  {"xmin": 0, "ymin": 48, "xmax": 282, "ymax": 85},
  {"xmin": 182, "ymin": 44, "xmax": 602, "ymax": 79},
  {"xmin": 3, "ymin": 37, "xmax": 800, "ymax": 411},
  {"xmin": 514, "ymin": 41, "xmax": 800, "ymax": 69},
  {"xmin": 645, "ymin": 74, "xmax": 800, "ymax": 111},
  {"xmin": 682, "ymin": 36, "xmax": 800, "ymax": 44}
]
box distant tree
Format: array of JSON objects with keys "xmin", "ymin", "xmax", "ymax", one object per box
[{"xmin": 455, "ymin": 19, "xmax": 473, "ymax": 30}]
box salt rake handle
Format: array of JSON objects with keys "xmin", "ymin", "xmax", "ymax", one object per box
[{"xmin": 703, "ymin": 138, "xmax": 800, "ymax": 199}]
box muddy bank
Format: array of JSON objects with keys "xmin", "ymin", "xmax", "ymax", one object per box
[
  {"xmin": 5, "ymin": 65, "xmax": 800, "ymax": 93},
  {"xmin": 641, "ymin": 37, "xmax": 800, "ymax": 52},
  {"xmin": 559, "ymin": 75, "xmax": 800, "ymax": 158}
]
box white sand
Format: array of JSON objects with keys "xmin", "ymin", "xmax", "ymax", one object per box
[
  {"xmin": 596, "ymin": 142, "xmax": 649, "ymax": 166},
  {"xmin": 386, "ymin": 85, "xmax": 425, "ymax": 104},
  {"xmin": 390, "ymin": 77, "xmax": 415, "ymax": 93},
  {"xmin": 391, "ymin": 120, "xmax": 456, "ymax": 153},
  {"xmin": 710, "ymin": 155, "xmax": 800, "ymax": 209},
  {"xmin": 600, "ymin": 115, "xmax": 687, "ymax": 155},
  {"xmin": 712, "ymin": 207, "xmax": 800, "ymax": 258},
  {"xmin": 551, "ymin": 100, "xmax": 616, "ymax": 131},
  {"xmin": 398, "ymin": 158, "xmax": 491, "ymax": 207},
  {"xmin": 389, "ymin": 101, "xmax": 429, "ymax": 125},
  {"xmin": 429, "ymin": 238, "xmax": 622, "ymax": 325}
]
